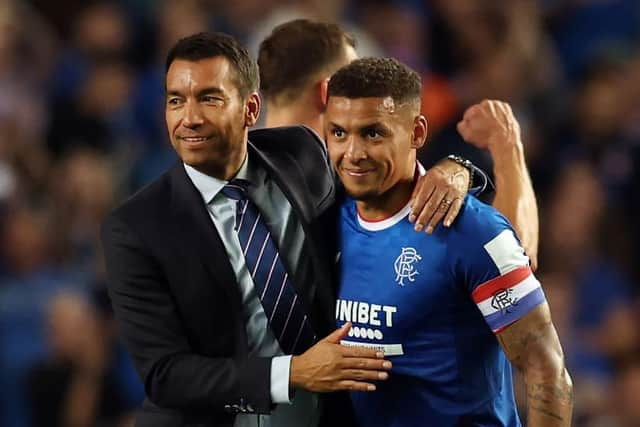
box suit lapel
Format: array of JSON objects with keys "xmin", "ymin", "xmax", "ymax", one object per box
[
  {"xmin": 168, "ymin": 164, "xmax": 244, "ymax": 318},
  {"xmin": 248, "ymin": 143, "xmax": 331, "ymax": 324},
  {"xmin": 248, "ymin": 142, "xmax": 315, "ymax": 225}
]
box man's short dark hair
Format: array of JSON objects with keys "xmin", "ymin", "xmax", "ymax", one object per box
[
  {"xmin": 328, "ymin": 57, "xmax": 422, "ymax": 108},
  {"xmin": 166, "ymin": 32, "xmax": 259, "ymax": 98},
  {"xmin": 258, "ymin": 19, "xmax": 356, "ymax": 104}
]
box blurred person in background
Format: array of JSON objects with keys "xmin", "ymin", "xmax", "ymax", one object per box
[
  {"xmin": 258, "ymin": 18, "xmax": 539, "ymax": 265},
  {"xmin": 536, "ymin": 160, "xmax": 638, "ymax": 425},
  {"xmin": 258, "ymin": 19, "xmax": 357, "ymax": 135},
  {"xmin": 27, "ymin": 288, "xmax": 143, "ymax": 427},
  {"xmin": 47, "ymin": 149, "xmax": 117, "ymax": 276},
  {"xmin": 46, "ymin": 0, "xmax": 141, "ymax": 163},
  {"xmin": 420, "ymin": 0, "xmax": 561, "ymax": 181},
  {"xmin": 246, "ymin": 0, "xmax": 383, "ymax": 66},
  {"xmin": 543, "ymin": 0, "xmax": 640, "ymax": 80},
  {"xmin": 47, "ymin": 56, "xmax": 137, "ymax": 158},
  {"xmin": 207, "ymin": 0, "xmax": 278, "ymax": 44},
  {"xmin": 0, "ymin": 206, "xmax": 78, "ymax": 427},
  {"xmin": 0, "ymin": 0, "xmax": 57, "ymax": 208},
  {"xmin": 47, "ymin": 0, "xmax": 131, "ymax": 106}
]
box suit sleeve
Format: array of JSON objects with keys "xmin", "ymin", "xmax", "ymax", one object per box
[{"xmin": 101, "ymin": 213, "xmax": 272, "ymax": 414}]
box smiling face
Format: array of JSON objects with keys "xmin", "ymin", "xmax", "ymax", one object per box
[
  {"xmin": 165, "ymin": 56, "xmax": 259, "ymax": 179},
  {"xmin": 325, "ymin": 96, "xmax": 427, "ymax": 205}
]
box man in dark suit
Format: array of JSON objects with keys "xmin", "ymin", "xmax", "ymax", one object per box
[{"xmin": 102, "ymin": 32, "xmax": 469, "ymax": 427}]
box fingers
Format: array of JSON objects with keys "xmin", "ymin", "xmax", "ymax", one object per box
[
  {"xmin": 340, "ymin": 356, "xmax": 392, "ymax": 371},
  {"xmin": 339, "ymin": 343, "xmax": 385, "ymax": 360},
  {"xmin": 341, "ymin": 369, "xmax": 389, "ymax": 381},
  {"xmin": 334, "ymin": 360, "xmax": 393, "ymax": 392},
  {"xmin": 463, "ymin": 103, "xmax": 482, "ymax": 121},
  {"xmin": 414, "ymin": 187, "xmax": 447, "ymax": 233},
  {"xmin": 443, "ymin": 196, "xmax": 464, "ymax": 227},
  {"xmin": 336, "ymin": 380, "xmax": 378, "ymax": 392},
  {"xmin": 409, "ymin": 178, "xmax": 435, "ymax": 224},
  {"xmin": 424, "ymin": 191, "xmax": 452, "ymax": 233},
  {"xmin": 324, "ymin": 321, "xmax": 352, "ymax": 344},
  {"xmin": 457, "ymin": 119, "xmax": 471, "ymax": 141}
]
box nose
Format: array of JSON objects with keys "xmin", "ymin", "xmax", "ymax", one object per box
[
  {"xmin": 345, "ymin": 137, "xmax": 367, "ymax": 161},
  {"xmin": 182, "ymin": 100, "xmax": 204, "ymax": 128}
]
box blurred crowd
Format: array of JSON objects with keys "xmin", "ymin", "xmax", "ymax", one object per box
[{"xmin": 0, "ymin": 0, "xmax": 639, "ymax": 426}]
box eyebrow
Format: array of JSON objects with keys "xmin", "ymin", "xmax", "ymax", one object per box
[
  {"xmin": 328, "ymin": 121, "xmax": 386, "ymax": 131},
  {"xmin": 165, "ymin": 87, "xmax": 226, "ymax": 97}
]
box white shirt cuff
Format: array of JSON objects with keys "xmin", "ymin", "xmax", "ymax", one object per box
[{"xmin": 270, "ymin": 355, "xmax": 293, "ymax": 404}]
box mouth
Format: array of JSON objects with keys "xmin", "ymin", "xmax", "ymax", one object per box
[
  {"xmin": 178, "ymin": 136, "xmax": 213, "ymax": 145},
  {"xmin": 342, "ymin": 168, "xmax": 374, "ymax": 177}
]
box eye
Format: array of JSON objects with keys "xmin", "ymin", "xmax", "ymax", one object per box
[
  {"xmin": 167, "ymin": 97, "xmax": 183, "ymax": 106},
  {"xmin": 332, "ymin": 128, "xmax": 346, "ymax": 139},
  {"xmin": 364, "ymin": 129, "xmax": 382, "ymax": 139},
  {"xmin": 202, "ymin": 95, "xmax": 224, "ymax": 104}
]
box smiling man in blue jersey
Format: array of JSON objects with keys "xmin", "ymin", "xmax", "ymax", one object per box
[{"xmin": 325, "ymin": 57, "xmax": 573, "ymax": 427}]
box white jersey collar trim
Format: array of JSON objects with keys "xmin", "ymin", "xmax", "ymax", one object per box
[{"xmin": 356, "ymin": 162, "xmax": 426, "ymax": 232}]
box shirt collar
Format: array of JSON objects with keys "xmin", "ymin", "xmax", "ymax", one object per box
[{"xmin": 183, "ymin": 154, "xmax": 255, "ymax": 204}]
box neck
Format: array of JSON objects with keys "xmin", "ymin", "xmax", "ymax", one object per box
[
  {"xmin": 356, "ymin": 177, "xmax": 415, "ymax": 221},
  {"xmin": 265, "ymin": 98, "xmax": 324, "ymax": 137},
  {"xmin": 190, "ymin": 137, "xmax": 248, "ymax": 181}
]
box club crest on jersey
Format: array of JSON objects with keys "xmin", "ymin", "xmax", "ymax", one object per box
[{"xmin": 394, "ymin": 247, "xmax": 422, "ymax": 286}]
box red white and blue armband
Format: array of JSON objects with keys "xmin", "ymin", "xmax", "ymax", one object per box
[{"xmin": 471, "ymin": 230, "xmax": 546, "ymax": 333}]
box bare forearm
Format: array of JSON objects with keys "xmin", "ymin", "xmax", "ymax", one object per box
[
  {"xmin": 497, "ymin": 304, "xmax": 572, "ymax": 426},
  {"xmin": 525, "ymin": 368, "xmax": 573, "ymax": 427},
  {"xmin": 489, "ymin": 142, "xmax": 539, "ymax": 269}
]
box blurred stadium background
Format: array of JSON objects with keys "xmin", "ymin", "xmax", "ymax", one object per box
[{"xmin": 1, "ymin": 0, "xmax": 639, "ymax": 426}]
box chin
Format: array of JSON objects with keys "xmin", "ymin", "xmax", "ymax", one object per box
[{"xmin": 344, "ymin": 186, "xmax": 381, "ymax": 201}]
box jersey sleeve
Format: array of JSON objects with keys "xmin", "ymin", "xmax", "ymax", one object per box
[{"xmin": 448, "ymin": 196, "xmax": 546, "ymax": 333}]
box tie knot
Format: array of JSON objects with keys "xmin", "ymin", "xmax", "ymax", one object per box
[{"xmin": 221, "ymin": 179, "xmax": 250, "ymax": 201}]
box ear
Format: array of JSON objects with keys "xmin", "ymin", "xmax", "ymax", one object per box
[
  {"xmin": 316, "ymin": 78, "xmax": 330, "ymax": 111},
  {"xmin": 411, "ymin": 114, "xmax": 428, "ymax": 150},
  {"xmin": 244, "ymin": 92, "xmax": 261, "ymax": 127}
]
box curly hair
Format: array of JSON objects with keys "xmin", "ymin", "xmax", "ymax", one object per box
[{"xmin": 328, "ymin": 57, "xmax": 421, "ymax": 107}]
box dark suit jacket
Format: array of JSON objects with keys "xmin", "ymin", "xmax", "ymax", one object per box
[{"xmin": 102, "ymin": 126, "xmax": 352, "ymax": 427}]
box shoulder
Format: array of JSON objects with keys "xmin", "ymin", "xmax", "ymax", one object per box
[
  {"xmin": 442, "ymin": 195, "xmax": 514, "ymax": 245},
  {"xmin": 438, "ymin": 195, "xmax": 530, "ymax": 285},
  {"xmin": 103, "ymin": 165, "xmax": 176, "ymax": 233},
  {"xmin": 249, "ymin": 125, "xmax": 327, "ymax": 161},
  {"xmin": 249, "ymin": 125, "xmax": 325, "ymax": 149}
]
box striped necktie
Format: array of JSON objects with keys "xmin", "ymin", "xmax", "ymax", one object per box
[{"xmin": 221, "ymin": 179, "xmax": 316, "ymax": 355}]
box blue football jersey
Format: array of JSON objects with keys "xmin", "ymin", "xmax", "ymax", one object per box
[{"xmin": 336, "ymin": 194, "xmax": 545, "ymax": 427}]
